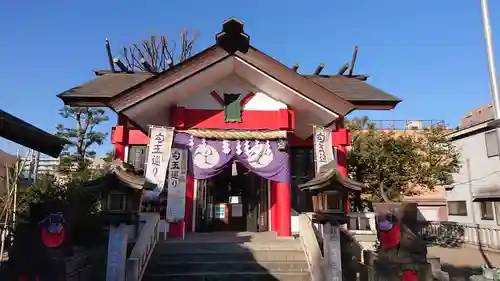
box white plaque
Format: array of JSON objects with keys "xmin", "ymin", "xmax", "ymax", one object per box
[
  {"xmin": 229, "ymin": 196, "xmax": 241, "ymax": 204},
  {"xmin": 166, "ymin": 148, "xmax": 188, "ymax": 222}
]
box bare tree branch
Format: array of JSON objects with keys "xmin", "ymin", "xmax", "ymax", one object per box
[{"xmin": 119, "ymin": 30, "xmax": 198, "ymax": 73}]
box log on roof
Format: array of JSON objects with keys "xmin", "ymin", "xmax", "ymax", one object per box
[
  {"xmin": 299, "ymin": 161, "xmax": 364, "ymax": 192},
  {"xmin": 0, "ymin": 110, "xmax": 69, "ymax": 158}
]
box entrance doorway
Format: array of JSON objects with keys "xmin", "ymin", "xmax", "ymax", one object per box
[{"xmin": 194, "ymin": 162, "xmax": 269, "ymax": 232}]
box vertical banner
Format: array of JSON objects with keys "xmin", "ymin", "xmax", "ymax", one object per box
[
  {"xmin": 144, "ymin": 126, "xmax": 175, "ymax": 192},
  {"xmin": 166, "ymin": 148, "xmax": 188, "ymax": 222},
  {"xmin": 313, "ymin": 126, "xmax": 335, "ymax": 174}
]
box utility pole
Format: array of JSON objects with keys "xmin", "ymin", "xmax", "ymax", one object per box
[
  {"xmin": 480, "ymin": 0, "xmax": 500, "ymax": 171},
  {"xmin": 481, "ymin": 0, "xmax": 500, "ymax": 118}
]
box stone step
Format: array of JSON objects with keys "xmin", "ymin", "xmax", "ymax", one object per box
[
  {"xmin": 152, "ymin": 250, "xmax": 307, "ymax": 263},
  {"xmin": 147, "ymin": 260, "xmax": 310, "ymax": 274},
  {"xmin": 154, "ymin": 242, "xmax": 303, "ymax": 253},
  {"xmin": 143, "ymin": 271, "xmax": 311, "ymax": 281}
]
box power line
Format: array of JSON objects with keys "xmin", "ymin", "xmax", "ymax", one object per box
[{"xmin": 450, "ymin": 169, "xmax": 500, "ymax": 186}]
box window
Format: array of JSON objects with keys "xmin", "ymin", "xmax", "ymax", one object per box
[
  {"xmin": 480, "ymin": 202, "xmax": 494, "ymax": 220},
  {"xmin": 448, "ymin": 201, "xmax": 467, "ymax": 216},
  {"xmin": 485, "ymin": 131, "xmax": 499, "ymax": 157},
  {"xmin": 290, "ymin": 148, "xmax": 315, "ymax": 214},
  {"xmin": 128, "ymin": 145, "xmax": 147, "ymax": 170},
  {"xmin": 108, "ymin": 192, "xmax": 126, "ymax": 212}
]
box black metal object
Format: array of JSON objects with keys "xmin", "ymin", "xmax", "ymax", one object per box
[{"xmin": 0, "ymin": 110, "xmax": 68, "ymax": 158}]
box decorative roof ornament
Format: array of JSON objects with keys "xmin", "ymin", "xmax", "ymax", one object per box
[{"xmin": 215, "ymin": 17, "xmax": 250, "ymax": 54}]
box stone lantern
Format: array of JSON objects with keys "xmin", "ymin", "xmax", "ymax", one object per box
[
  {"xmin": 299, "ymin": 161, "xmax": 363, "ymax": 224},
  {"xmin": 85, "ymin": 160, "xmax": 145, "ymax": 225},
  {"xmin": 298, "ymin": 161, "xmax": 364, "ymax": 281}
]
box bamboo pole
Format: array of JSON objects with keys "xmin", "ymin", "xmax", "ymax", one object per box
[
  {"xmin": 0, "ymin": 149, "xmax": 32, "ymax": 265},
  {"xmin": 0, "ymin": 160, "xmax": 11, "ymax": 265}
]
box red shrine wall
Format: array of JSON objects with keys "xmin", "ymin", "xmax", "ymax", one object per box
[{"xmin": 110, "ymin": 77, "xmax": 351, "ymax": 237}]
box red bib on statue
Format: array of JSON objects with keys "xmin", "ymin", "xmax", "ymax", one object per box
[{"xmin": 378, "ymin": 223, "xmax": 400, "ymax": 249}]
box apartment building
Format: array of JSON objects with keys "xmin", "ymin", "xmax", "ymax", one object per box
[
  {"xmin": 445, "ymin": 102, "xmax": 500, "ymax": 226},
  {"xmin": 21, "ymin": 155, "xmax": 108, "ymax": 182}
]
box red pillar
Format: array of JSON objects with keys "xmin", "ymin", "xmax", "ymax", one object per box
[
  {"xmin": 270, "ymin": 181, "xmax": 279, "ymax": 232},
  {"xmin": 114, "ymin": 143, "xmax": 126, "ymax": 161},
  {"xmin": 276, "ymin": 181, "xmax": 291, "ymax": 237},
  {"xmin": 336, "ymin": 145, "xmax": 350, "ymax": 212},
  {"xmin": 336, "ymin": 117, "xmax": 350, "ymax": 212},
  {"xmin": 113, "ymin": 114, "xmax": 130, "ymax": 161},
  {"xmin": 185, "ymin": 175, "xmax": 195, "ymax": 232}
]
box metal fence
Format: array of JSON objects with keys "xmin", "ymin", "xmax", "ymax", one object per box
[{"xmin": 369, "ymin": 120, "xmax": 447, "ymax": 130}]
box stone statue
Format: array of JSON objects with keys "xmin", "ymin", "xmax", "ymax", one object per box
[
  {"xmin": 374, "ymin": 207, "xmax": 432, "ymax": 281},
  {"xmin": 6, "ymin": 204, "xmax": 67, "ymax": 281}
]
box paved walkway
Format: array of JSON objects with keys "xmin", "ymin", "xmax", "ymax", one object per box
[{"xmin": 428, "ymin": 245, "xmax": 500, "ymax": 280}]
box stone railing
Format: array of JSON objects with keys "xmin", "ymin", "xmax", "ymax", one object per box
[
  {"xmin": 346, "ymin": 212, "xmax": 377, "ymax": 263},
  {"xmin": 125, "ymin": 213, "xmax": 160, "ymax": 281},
  {"xmin": 298, "ymin": 213, "xmax": 325, "ymax": 281},
  {"xmin": 347, "ymin": 212, "xmax": 376, "ymax": 233},
  {"xmin": 298, "ymin": 212, "xmax": 380, "ymax": 280},
  {"xmin": 419, "ymin": 221, "xmax": 500, "ymax": 250}
]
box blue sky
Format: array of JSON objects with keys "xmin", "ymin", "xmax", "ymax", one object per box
[{"xmin": 0, "ymin": 0, "xmax": 499, "ymax": 156}]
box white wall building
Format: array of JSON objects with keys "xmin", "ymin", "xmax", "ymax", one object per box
[
  {"xmin": 446, "ymin": 103, "xmax": 500, "ymax": 226},
  {"xmin": 21, "ymin": 155, "xmax": 108, "ymax": 181}
]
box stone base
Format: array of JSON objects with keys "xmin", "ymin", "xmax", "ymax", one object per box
[
  {"xmin": 372, "ymin": 261, "xmax": 433, "ymax": 281},
  {"xmin": 470, "ymin": 275, "xmax": 489, "ymax": 281}
]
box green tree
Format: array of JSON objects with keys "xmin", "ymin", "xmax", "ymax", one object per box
[
  {"xmin": 347, "ymin": 117, "xmax": 460, "ymax": 204},
  {"xmin": 56, "ymin": 107, "xmax": 109, "ymax": 180},
  {"xmin": 103, "ymin": 150, "xmax": 114, "ymax": 163}
]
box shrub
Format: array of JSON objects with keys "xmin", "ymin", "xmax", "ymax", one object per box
[{"xmin": 17, "ymin": 174, "xmax": 104, "ymax": 246}]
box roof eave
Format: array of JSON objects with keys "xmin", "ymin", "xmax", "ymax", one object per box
[
  {"xmin": 350, "ymin": 99, "xmax": 402, "ymax": 111},
  {"xmin": 57, "ymin": 95, "xmax": 110, "ymax": 107}
]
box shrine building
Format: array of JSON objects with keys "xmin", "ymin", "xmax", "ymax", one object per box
[{"xmin": 57, "ymin": 18, "xmax": 401, "ymax": 237}]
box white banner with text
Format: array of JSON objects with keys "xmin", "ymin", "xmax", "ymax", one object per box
[{"xmin": 313, "ymin": 126, "xmax": 335, "ymax": 174}]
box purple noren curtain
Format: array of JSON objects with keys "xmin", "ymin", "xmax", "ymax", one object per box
[{"xmin": 173, "ymin": 133, "xmax": 290, "ymax": 183}]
